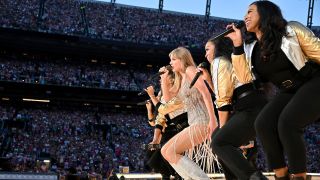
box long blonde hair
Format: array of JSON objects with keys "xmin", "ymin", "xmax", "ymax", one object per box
[{"xmin": 169, "ymin": 47, "xmax": 196, "ymax": 94}]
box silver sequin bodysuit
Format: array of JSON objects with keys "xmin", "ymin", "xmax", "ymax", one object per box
[{"xmin": 177, "ymin": 80, "xmax": 209, "ymax": 125}]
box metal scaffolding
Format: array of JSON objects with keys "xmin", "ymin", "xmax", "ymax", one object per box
[{"xmin": 307, "ymin": 0, "xmax": 315, "ymax": 28}]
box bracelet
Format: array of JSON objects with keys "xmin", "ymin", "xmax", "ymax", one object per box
[{"xmin": 150, "ymin": 95, "xmax": 156, "ymax": 98}]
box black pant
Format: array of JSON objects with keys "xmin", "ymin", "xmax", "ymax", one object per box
[
  {"xmin": 211, "ymin": 128, "xmax": 237, "ymax": 180},
  {"xmin": 255, "ymin": 76, "xmax": 320, "ymax": 174},
  {"xmin": 146, "ymin": 127, "xmax": 177, "ymax": 177},
  {"xmin": 147, "ymin": 113, "xmax": 188, "ymax": 178},
  {"xmin": 212, "ymin": 91, "xmax": 267, "ymax": 180}
]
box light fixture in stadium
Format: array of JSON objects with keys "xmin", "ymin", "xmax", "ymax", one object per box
[{"xmin": 22, "ymin": 98, "xmax": 50, "ymax": 103}]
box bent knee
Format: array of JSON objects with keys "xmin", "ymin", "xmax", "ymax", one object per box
[
  {"xmin": 278, "ymin": 115, "xmax": 299, "ymax": 138},
  {"xmin": 160, "ymin": 146, "xmax": 168, "ymax": 159},
  {"xmin": 161, "ymin": 145, "xmax": 177, "ymax": 163}
]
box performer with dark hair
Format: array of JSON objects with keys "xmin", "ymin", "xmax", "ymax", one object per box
[
  {"xmin": 227, "ymin": 1, "xmax": 320, "ymax": 179},
  {"xmin": 201, "ymin": 37, "xmax": 234, "ymax": 128},
  {"xmin": 200, "ymin": 37, "xmax": 267, "ymax": 180}
]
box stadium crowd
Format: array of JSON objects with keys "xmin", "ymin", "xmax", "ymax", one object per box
[
  {"xmin": 0, "ymin": 54, "xmax": 157, "ymax": 91},
  {"xmin": 0, "ymin": 105, "xmax": 152, "ymax": 178},
  {"xmin": 0, "ymin": 104, "xmax": 319, "ymax": 179},
  {"xmin": 0, "ymin": 0, "xmax": 319, "ymax": 179},
  {"xmin": 1, "ymin": 0, "xmax": 231, "ymax": 48},
  {"xmin": 1, "ymin": 0, "xmax": 319, "ymax": 48}
]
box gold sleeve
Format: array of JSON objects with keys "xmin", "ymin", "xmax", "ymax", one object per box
[
  {"xmin": 232, "ymin": 53, "xmax": 254, "ymax": 83},
  {"xmin": 216, "ymin": 58, "xmax": 234, "ymax": 108},
  {"xmin": 155, "ymin": 114, "xmax": 167, "ymax": 131},
  {"xmin": 158, "ymin": 97, "xmax": 184, "ymax": 115},
  {"xmin": 290, "ymin": 21, "xmax": 320, "ymax": 63}
]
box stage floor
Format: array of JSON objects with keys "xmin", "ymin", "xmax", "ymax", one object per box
[
  {"xmin": 115, "ymin": 173, "xmax": 320, "ymax": 180},
  {"xmin": 0, "ymin": 172, "xmax": 319, "ymax": 179}
]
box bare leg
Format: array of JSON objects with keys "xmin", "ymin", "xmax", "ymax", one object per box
[{"xmin": 161, "ymin": 124, "xmax": 209, "ymax": 180}]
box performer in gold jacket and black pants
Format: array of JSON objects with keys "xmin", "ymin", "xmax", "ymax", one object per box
[
  {"xmin": 144, "ymin": 70, "xmax": 188, "ymax": 180},
  {"xmin": 201, "ymin": 37, "xmax": 267, "ymax": 180},
  {"xmin": 227, "ymin": 1, "xmax": 320, "ymax": 179}
]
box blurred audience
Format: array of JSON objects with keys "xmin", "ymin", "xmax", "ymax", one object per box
[
  {"xmin": 0, "ymin": 53, "xmax": 157, "ymax": 91},
  {"xmin": 0, "ymin": 105, "xmax": 153, "ymax": 178}
]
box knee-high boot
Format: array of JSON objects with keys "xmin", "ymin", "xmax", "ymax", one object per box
[
  {"xmin": 171, "ymin": 156, "xmax": 209, "ymax": 180},
  {"xmin": 170, "ymin": 162, "xmax": 191, "ymax": 180}
]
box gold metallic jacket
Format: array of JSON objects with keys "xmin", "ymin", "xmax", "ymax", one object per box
[
  {"xmin": 210, "ymin": 56, "xmax": 235, "ymax": 109},
  {"xmin": 232, "ymin": 21, "xmax": 320, "ymax": 83},
  {"xmin": 155, "ymin": 97, "xmax": 185, "ymax": 131}
]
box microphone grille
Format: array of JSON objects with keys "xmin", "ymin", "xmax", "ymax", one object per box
[
  {"xmin": 198, "ymin": 62, "xmax": 208, "ymax": 68},
  {"xmin": 165, "ymin": 65, "xmax": 173, "ymax": 71},
  {"xmin": 235, "ymin": 21, "xmax": 245, "ymax": 29}
]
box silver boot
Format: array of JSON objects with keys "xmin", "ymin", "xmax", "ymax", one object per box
[{"xmin": 171, "ymin": 156, "xmax": 209, "ymax": 180}]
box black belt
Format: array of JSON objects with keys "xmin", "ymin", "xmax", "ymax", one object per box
[
  {"xmin": 232, "ymin": 83, "xmax": 258, "ymax": 102},
  {"xmin": 278, "ymin": 79, "xmax": 301, "ymax": 92},
  {"xmin": 174, "ymin": 121, "xmax": 188, "ymax": 131},
  {"xmin": 233, "ymin": 90, "xmax": 255, "ymax": 102},
  {"xmin": 280, "ymin": 79, "xmax": 293, "ymax": 89},
  {"xmin": 166, "ymin": 121, "xmax": 188, "ymax": 132},
  {"xmin": 277, "ymin": 62, "xmax": 320, "ymax": 91},
  {"xmin": 237, "ymin": 90, "xmax": 254, "ymax": 99},
  {"xmin": 143, "ymin": 143, "xmax": 161, "ymax": 150}
]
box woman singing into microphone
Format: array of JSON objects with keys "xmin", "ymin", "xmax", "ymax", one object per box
[
  {"xmin": 161, "ymin": 47, "xmax": 218, "ymax": 180},
  {"xmin": 200, "ymin": 37, "xmax": 268, "ymax": 180}
]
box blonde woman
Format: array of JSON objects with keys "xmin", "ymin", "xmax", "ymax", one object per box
[{"xmin": 160, "ymin": 47, "xmax": 218, "ymax": 180}]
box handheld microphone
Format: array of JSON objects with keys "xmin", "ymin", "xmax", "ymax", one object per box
[
  {"xmin": 137, "ymin": 90, "xmax": 148, "ymax": 96},
  {"xmin": 147, "ymin": 65, "xmax": 173, "ymax": 80},
  {"xmin": 138, "ymin": 65, "xmax": 172, "ymax": 96},
  {"xmin": 136, "ymin": 99, "xmax": 150, "ymax": 105},
  {"xmin": 189, "ymin": 62, "xmax": 208, "ymax": 89},
  {"xmin": 212, "ymin": 21, "xmax": 245, "ymax": 40}
]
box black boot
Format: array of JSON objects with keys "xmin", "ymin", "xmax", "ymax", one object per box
[{"xmin": 249, "ymin": 171, "xmax": 268, "ymax": 180}]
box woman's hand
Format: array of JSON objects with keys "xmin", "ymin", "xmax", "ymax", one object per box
[
  {"xmin": 207, "ymin": 118, "xmax": 217, "ymax": 140},
  {"xmin": 159, "ymin": 67, "xmax": 170, "ymax": 86},
  {"xmin": 144, "ymin": 85, "xmax": 155, "ymax": 97},
  {"xmin": 225, "ymin": 23, "xmax": 243, "ymax": 47},
  {"xmin": 145, "ymin": 100, "xmax": 152, "ymax": 110},
  {"xmin": 149, "ymin": 140, "xmax": 160, "ymax": 144},
  {"xmin": 198, "ymin": 67, "xmax": 210, "ymax": 82}
]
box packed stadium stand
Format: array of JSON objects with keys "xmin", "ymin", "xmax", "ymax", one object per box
[{"xmin": 0, "ymin": 0, "xmax": 319, "ymax": 179}]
